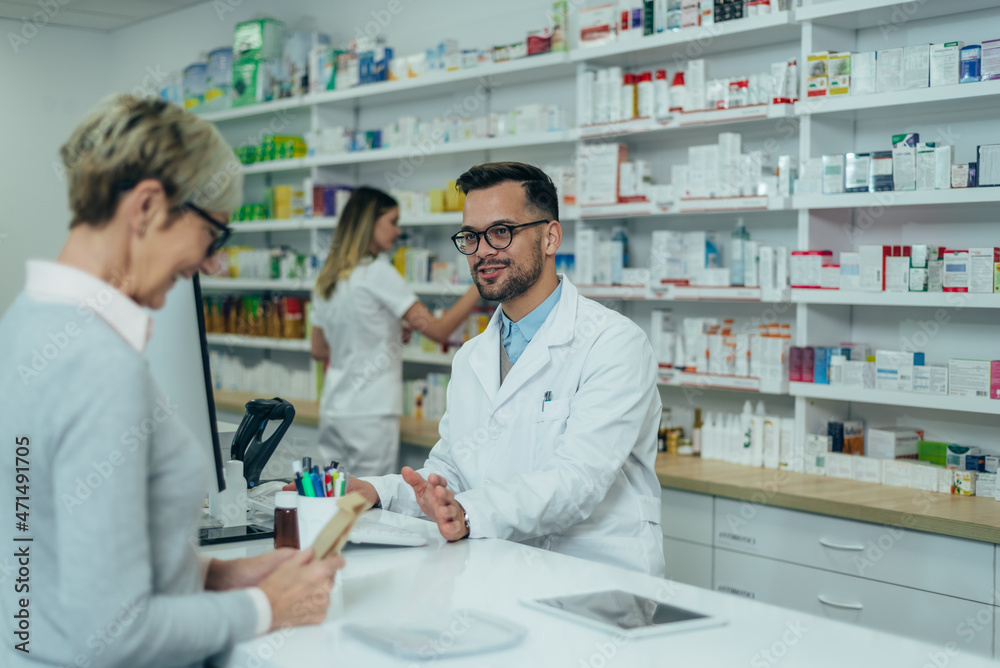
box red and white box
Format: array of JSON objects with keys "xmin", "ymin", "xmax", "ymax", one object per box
[
  {"xmin": 859, "ymin": 244, "xmax": 890, "ymax": 292},
  {"xmin": 820, "ymin": 264, "xmax": 840, "ymax": 289},
  {"xmin": 991, "ymin": 360, "xmax": 1000, "ymax": 400},
  {"xmin": 969, "ymin": 247, "xmax": 1000, "ymax": 293},
  {"xmin": 942, "ymin": 249, "xmax": 970, "ymax": 292}
]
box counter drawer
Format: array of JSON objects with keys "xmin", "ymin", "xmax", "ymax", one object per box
[
  {"xmin": 713, "ymin": 498, "xmax": 994, "ymax": 604},
  {"xmin": 714, "ymin": 548, "xmax": 994, "ymax": 658},
  {"xmin": 660, "ymin": 487, "xmax": 713, "ymax": 544},
  {"xmin": 663, "ymin": 537, "xmax": 712, "ymax": 590}
]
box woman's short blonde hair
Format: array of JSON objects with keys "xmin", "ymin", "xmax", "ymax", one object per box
[{"xmin": 60, "ymin": 94, "xmax": 243, "ymax": 227}]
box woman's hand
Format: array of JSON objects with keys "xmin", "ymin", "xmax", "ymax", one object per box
[
  {"xmin": 205, "ymin": 549, "xmax": 297, "ymax": 591},
  {"xmin": 258, "ymin": 548, "xmax": 345, "ymax": 630}
]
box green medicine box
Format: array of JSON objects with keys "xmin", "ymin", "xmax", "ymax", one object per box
[
  {"xmin": 233, "ymin": 18, "xmax": 284, "ymax": 63},
  {"xmin": 918, "ymin": 440, "xmax": 948, "ymax": 467}
]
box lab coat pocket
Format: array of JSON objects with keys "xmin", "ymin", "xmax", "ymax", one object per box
[
  {"xmin": 530, "ymin": 398, "xmax": 570, "ymax": 468},
  {"xmin": 536, "ymin": 398, "xmax": 570, "ymax": 422}
]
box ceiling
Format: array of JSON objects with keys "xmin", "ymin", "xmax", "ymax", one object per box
[{"xmin": 0, "ymin": 0, "xmax": 208, "ymax": 31}]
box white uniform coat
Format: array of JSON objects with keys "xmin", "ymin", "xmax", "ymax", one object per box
[{"xmin": 369, "ymin": 277, "xmax": 665, "ymax": 576}]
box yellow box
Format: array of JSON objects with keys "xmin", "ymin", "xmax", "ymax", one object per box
[{"xmin": 429, "ymin": 189, "xmax": 445, "ymax": 213}]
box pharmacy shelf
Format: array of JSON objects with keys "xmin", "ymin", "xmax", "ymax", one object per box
[
  {"xmin": 307, "ymin": 51, "xmax": 575, "ymax": 109},
  {"xmin": 789, "ymin": 382, "xmax": 1000, "ymax": 416},
  {"xmin": 795, "ymin": 79, "xmax": 1000, "ymax": 120},
  {"xmin": 199, "ymin": 52, "xmax": 574, "ymax": 123},
  {"xmin": 791, "ymin": 289, "xmax": 1000, "ymax": 309},
  {"xmin": 205, "ymin": 333, "xmax": 311, "ymax": 352},
  {"xmin": 578, "ymin": 103, "xmax": 795, "ymax": 141},
  {"xmin": 794, "ymin": 0, "xmax": 998, "ymax": 30},
  {"xmin": 571, "ymin": 12, "xmax": 798, "ymax": 66},
  {"xmin": 241, "ymin": 130, "xmax": 577, "ymax": 174},
  {"xmin": 578, "ymin": 195, "xmax": 791, "ymax": 219},
  {"xmin": 214, "ymin": 389, "xmax": 321, "ymax": 426},
  {"xmin": 401, "ymin": 348, "xmax": 457, "ymax": 366},
  {"xmin": 402, "ymin": 212, "xmax": 464, "ymax": 227},
  {"xmin": 793, "ymin": 188, "xmax": 1000, "ymax": 210},
  {"xmin": 228, "ymin": 214, "xmax": 462, "ymax": 231},
  {"xmin": 658, "ymin": 369, "xmax": 787, "ymax": 395},
  {"xmin": 230, "ymin": 218, "xmax": 336, "ymax": 233},
  {"xmin": 200, "ymin": 277, "xmax": 312, "ymax": 292},
  {"xmin": 577, "ymin": 285, "xmax": 651, "ymax": 300},
  {"xmin": 399, "ymin": 416, "xmax": 440, "ymax": 449},
  {"xmin": 407, "ymin": 282, "xmax": 473, "ymax": 296}
]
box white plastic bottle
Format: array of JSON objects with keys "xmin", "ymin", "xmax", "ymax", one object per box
[
  {"xmin": 730, "ymin": 218, "xmax": 749, "ymax": 287},
  {"xmin": 749, "ymin": 400, "xmax": 766, "ymax": 468},
  {"xmin": 654, "ymin": 70, "xmax": 670, "ymax": 120},
  {"xmin": 637, "ymin": 72, "xmax": 654, "ymax": 118},
  {"xmin": 727, "ymin": 413, "xmax": 741, "ymax": 463},
  {"xmin": 740, "ymin": 400, "xmax": 753, "ymax": 465},
  {"xmin": 702, "ymin": 411, "xmax": 714, "ymax": 459},
  {"xmin": 621, "ymin": 73, "xmax": 636, "ymax": 121}
]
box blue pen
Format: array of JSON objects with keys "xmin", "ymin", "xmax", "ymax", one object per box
[
  {"xmin": 542, "ymin": 390, "xmax": 552, "ymax": 412},
  {"xmin": 309, "ymin": 468, "xmax": 325, "ymax": 498}
]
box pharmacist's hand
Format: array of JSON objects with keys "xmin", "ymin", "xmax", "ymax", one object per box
[
  {"xmin": 347, "ymin": 477, "xmax": 380, "ymax": 508},
  {"xmin": 259, "ymin": 548, "xmax": 345, "ymax": 631},
  {"xmin": 401, "ymin": 467, "xmax": 468, "ymax": 541},
  {"xmin": 205, "ymin": 550, "xmax": 297, "ymax": 591},
  {"xmin": 282, "ymin": 481, "xmax": 297, "ymax": 492},
  {"xmin": 402, "ymin": 322, "xmax": 414, "ymax": 344}
]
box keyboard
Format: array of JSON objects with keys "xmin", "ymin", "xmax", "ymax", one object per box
[
  {"xmin": 349, "ymin": 516, "xmax": 427, "ymax": 548},
  {"xmin": 246, "ymin": 483, "xmax": 427, "ymax": 548}
]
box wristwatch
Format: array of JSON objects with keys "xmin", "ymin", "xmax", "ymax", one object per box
[{"xmin": 462, "ymin": 510, "xmax": 471, "ymax": 539}]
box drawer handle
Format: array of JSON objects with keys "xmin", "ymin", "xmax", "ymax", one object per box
[
  {"xmin": 818, "ymin": 537, "xmax": 865, "ymax": 551},
  {"xmin": 817, "ymin": 595, "xmax": 863, "ymax": 611}
]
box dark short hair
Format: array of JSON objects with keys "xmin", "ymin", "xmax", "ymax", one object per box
[{"xmin": 455, "ymin": 162, "xmax": 559, "ymax": 222}]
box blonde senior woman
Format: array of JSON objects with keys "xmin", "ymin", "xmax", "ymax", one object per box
[{"xmin": 0, "ymin": 95, "xmax": 343, "ymax": 668}]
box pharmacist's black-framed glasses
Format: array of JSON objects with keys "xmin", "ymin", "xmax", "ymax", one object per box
[
  {"xmin": 185, "ymin": 202, "xmax": 233, "ymax": 258},
  {"xmin": 451, "ymin": 220, "xmax": 549, "ymax": 255}
]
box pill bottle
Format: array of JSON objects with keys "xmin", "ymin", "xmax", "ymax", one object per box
[{"xmin": 274, "ymin": 492, "xmax": 300, "ymax": 550}]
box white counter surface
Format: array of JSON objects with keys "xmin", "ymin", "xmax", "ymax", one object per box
[{"xmin": 203, "ymin": 510, "xmax": 996, "ymax": 668}]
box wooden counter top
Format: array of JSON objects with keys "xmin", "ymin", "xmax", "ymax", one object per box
[
  {"xmin": 214, "ymin": 391, "xmax": 437, "ymax": 448},
  {"xmin": 656, "ymin": 453, "xmax": 1000, "ymax": 544}
]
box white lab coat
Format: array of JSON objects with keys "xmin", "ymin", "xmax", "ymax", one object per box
[{"xmin": 368, "ymin": 277, "xmax": 665, "ymax": 576}]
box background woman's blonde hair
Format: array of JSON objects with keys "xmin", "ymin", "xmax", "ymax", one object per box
[
  {"xmin": 60, "ymin": 94, "xmax": 242, "ymax": 227},
  {"xmin": 315, "ymin": 187, "xmax": 398, "ymax": 300}
]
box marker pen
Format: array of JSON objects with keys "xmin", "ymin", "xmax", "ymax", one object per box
[
  {"xmin": 292, "ymin": 461, "xmax": 305, "ymax": 496},
  {"xmin": 301, "ymin": 471, "xmax": 316, "ymax": 497},
  {"xmin": 309, "ymin": 469, "xmax": 324, "ymax": 498}
]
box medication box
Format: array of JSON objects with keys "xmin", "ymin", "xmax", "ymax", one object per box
[
  {"xmin": 992, "ymin": 360, "xmax": 1000, "ymax": 400},
  {"xmin": 867, "ymin": 427, "xmax": 920, "ymax": 460},
  {"xmin": 913, "ymin": 365, "xmax": 948, "ymax": 395},
  {"xmin": 948, "ymin": 359, "xmax": 991, "ymax": 398},
  {"xmin": 851, "ymin": 52, "xmax": 877, "ymax": 95},
  {"xmin": 918, "ymin": 440, "xmax": 948, "ymax": 467},
  {"xmin": 930, "ymin": 41, "xmax": 964, "ymax": 86},
  {"xmin": 952, "ymin": 470, "xmax": 976, "ymax": 496},
  {"xmin": 946, "ymin": 444, "xmax": 981, "ymax": 469},
  {"xmin": 807, "ymin": 52, "xmax": 830, "ymax": 97},
  {"xmin": 877, "ymin": 47, "xmax": 903, "ymax": 93},
  {"xmin": 859, "ymin": 245, "xmax": 889, "ymax": 291},
  {"xmin": 875, "ymin": 349, "xmax": 924, "ymax": 391},
  {"xmin": 942, "ymin": 250, "xmax": 970, "ymax": 292},
  {"xmin": 970, "ymin": 247, "xmax": 1000, "ymax": 293}
]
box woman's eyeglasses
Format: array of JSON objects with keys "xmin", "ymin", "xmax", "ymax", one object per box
[{"xmin": 184, "ymin": 202, "xmax": 232, "ymax": 258}]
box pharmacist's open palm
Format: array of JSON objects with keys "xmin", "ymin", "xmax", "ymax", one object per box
[{"xmin": 401, "ymin": 467, "xmax": 468, "ymax": 541}]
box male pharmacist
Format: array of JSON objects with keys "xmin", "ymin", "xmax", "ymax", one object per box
[{"xmin": 353, "ymin": 162, "xmax": 664, "ymax": 576}]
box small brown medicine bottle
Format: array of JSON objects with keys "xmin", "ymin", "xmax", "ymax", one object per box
[{"xmin": 273, "ymin": 491, "xmax": 300, "ymax": 550}]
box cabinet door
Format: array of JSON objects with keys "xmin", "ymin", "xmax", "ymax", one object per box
[
  {"xmin": 661, "ymin": 488, "xmax": 713, "ymax": 544},
  {"xmin": 714, "ymin": 548, "xmax": 994, "ymax": 658},
  {"xmin": 663, "ymin": 537, "xmax": 712, "ymax": 589},
  {"xmin": 713, "ymin": 498, "xmax": 994, "ymax": 604}
]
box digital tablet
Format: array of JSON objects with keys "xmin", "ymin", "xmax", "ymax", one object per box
[{"xmin": 522, "ymin": 590, "xmax": 727, "ymax": 638}]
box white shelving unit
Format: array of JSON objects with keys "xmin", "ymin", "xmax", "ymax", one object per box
[
  {"xmin": 205, "ymin": 333, "xmax": 311, "ymax": 352},
  {"xmin": 203, "ymin": 3, "xmax": 1000, "ymax": 479},
  {"xmin": 790, "ymin": 383, "xmax": 1000, "ymax": 417},
  {"xmin": 792, "ymin": 289, "xmax": 1000, "ymax": 309},
  {"xmin": 201, "ymin": 277, "xmax": 312, "ymax": 291},
  {"xmin": 401, "ymin": 348, "xmax": 457, "ymax": 366}
]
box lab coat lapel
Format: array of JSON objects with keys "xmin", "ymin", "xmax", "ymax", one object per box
[
  {"xmin": 468, "ymin": 308, "xmax": 502, "ymax": 406},
  {"xmin": 494, "ymin": 277, "xmax": 578, "ymax": 410}
]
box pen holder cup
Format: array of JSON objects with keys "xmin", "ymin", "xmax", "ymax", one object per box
[{"xmin": 297, "ymin": 496, "xmax": 340, "ymax": 549}]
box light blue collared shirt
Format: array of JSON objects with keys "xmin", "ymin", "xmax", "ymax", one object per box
[{"xmin": 499, "ymin": 282, "xmax": 562, "ymax": 365}]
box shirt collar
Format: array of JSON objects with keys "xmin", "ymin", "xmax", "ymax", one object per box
[
  {"xmin": 24, "ymin": 260, "xmax": 154, "ymax": 353},
  {"xmin": 500, "ymin": 279, "xmax": 562, "ymax": 342}
]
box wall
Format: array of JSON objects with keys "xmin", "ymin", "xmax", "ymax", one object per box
[{"xmin": 0, "ymin": 20, "xmax": 112, "ymax": 312}]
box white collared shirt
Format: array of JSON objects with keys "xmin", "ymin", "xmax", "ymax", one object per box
[{"xmin": 24, "ymin": 260, "xmax": 154, "ymax": 353}]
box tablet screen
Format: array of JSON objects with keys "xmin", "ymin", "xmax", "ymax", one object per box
[{"xmin": 534, "ymin": 590, "xmax": 707, "ymax": 630}]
